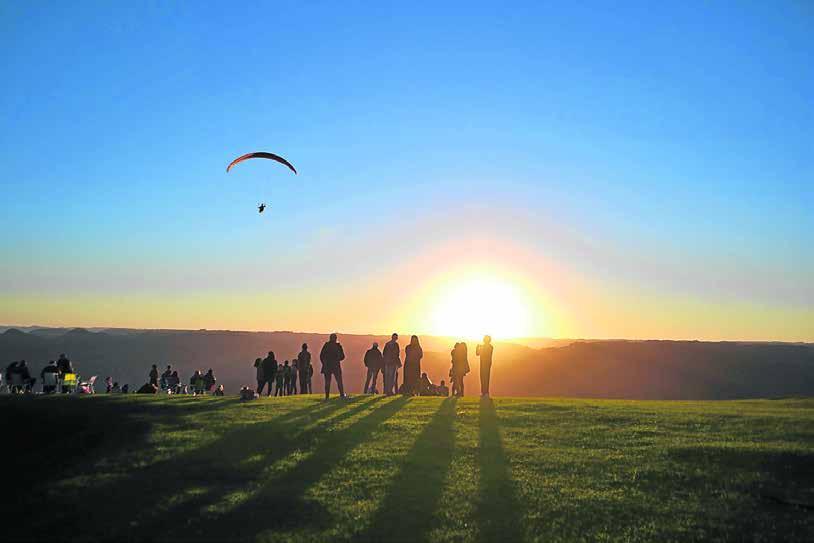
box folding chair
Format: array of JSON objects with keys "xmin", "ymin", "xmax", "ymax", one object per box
[
  {"xmin": 191, "ymin": 377, "xmax": 206, "ymax": 395},
  {"xmin": 79, "ymin": 375, "xmax": 97, "ymax": 394},
  {"xmin": 8, "ymin": 373, "xmax": 26, "ymax": 394},
  {"xmin": 61, "ymin": 373, "xmax": 78, "ymax": 393},
  {"xmin": 42, "ymin": 372, "xmax": 59, "ymax": 393}
]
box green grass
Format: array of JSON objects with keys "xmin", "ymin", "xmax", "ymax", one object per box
[{"xmin": 3, "ymin": 394, "xmax": 814, "ymax": 542}]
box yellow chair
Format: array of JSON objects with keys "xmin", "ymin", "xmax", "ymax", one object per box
[{"xmin": 62, "ymin": 373, "xmax": 78, "ymax": 393}]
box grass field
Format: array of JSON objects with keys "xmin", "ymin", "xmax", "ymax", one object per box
[{"xmin": 3, "ymin": 394, "xmax": 814, "ymax": 542}]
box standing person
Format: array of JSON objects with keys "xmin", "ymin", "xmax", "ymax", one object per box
[
  {"xmin": 290, "ymin": 361, "xmax": 298, "ymax": 395},
  {"xmin": 262, "ymin": 351, "xmax": 278, "ymax": 397},
  {"xmin": 274, "ymin": 366, "xmax": 285, "ymax": 397},
  {"xmin": 297, "ymin": 344, "xmax": 311, "ymax": 394},
  {"xmin": 282, "ymin": 361, "xmax": 291, "ymax": 396},
  {"xmin": 403, "ymin": 335, "xmax": 423, "ymax": 395},
  {"xmin": 449, "ymin": 343, "xmax": 459, "ymax": 396},
  {"xmin": 104, "ymin": 375, "xmax": 113, "ymax": 394},
  {"xmin": 149, "ymin": 365, "xmax": 159, "ymax": 387},
  {"xmin": 363, "ymin": 342, "xmax": 383, "ymax": 394},
  {"xmin": 161, "ymin": 365, "xmax": 173, "ymax": 390},
  {"xmin": 254, "ymin": 357, "xmax": 266, "ymax": 395},
  {"xmin": 168, "ymin": 371, "xmax": 181, "ymax": 394},
  {"xmin": 319, "ymin": 333, "xmax": 346, "ymax": 399},
  {"xmin": 476, "ymin": 335, "xmax": 494, "ymax": 397},
  {"xmin": 306, "ymin": 364, "xmax": 313, "ymax": 394},
  {"xmin": 56, "ymin": 353, "xmax": 73, "ymax": 377},
  {"xmin": 56, "ymin": 353, "xmax": 74, "ymax": 393},
  {"xmin": 382, "ymin": 333, "xmax": 401, "ymax": 396},
  {"xmin": 451, "ymin": 342, "xmax": 470, "ymax": 397}
]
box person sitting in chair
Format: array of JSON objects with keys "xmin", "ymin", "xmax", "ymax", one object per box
[
  {"xmin": 203, "ymin": 369, "xmax": 217, "ymax": 392},
  {"xmin": 41, "ymin": 360, "xmax": 59, "ymax": 394}
]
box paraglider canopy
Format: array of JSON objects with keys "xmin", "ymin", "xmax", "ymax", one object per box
[{"xmin": 226, "ymin": 152, "xmax": 297, "ymax": 175}]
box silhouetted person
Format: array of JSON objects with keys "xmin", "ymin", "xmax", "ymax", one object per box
[
  {"xmin": 121, "ymin": 384, "xmax": 129, "ymax": 394},
  {"xmin": 12, "ymin": 360, "xmax": 35, "ymax": 393},
  {"xmin": 476, "ymin": 335, "xmax": 494, "ymax": 397},
  {"xmin": 306, "ymin": 364, "xmax": 313, "ymax": 394},
  {"xmin": 262, "ymin": 351, "xmax": 278, "ymax": 397},
  {"xmin": 254, "ymin": 357, "xmax": 266, "ymax": 394},
  {"xmin": 5, "ymin": 361, "xmax": 18, "ymax": 389},
  {"xmin": 320, "ymin": 333, "xmax": 346, "ymax": 399},
  {"xmin": 282, "ymin": 361, "xmax": 292, "ymax": 396},
  {"xmin": 297, "ymin": 344, "xmax": 311, "ymax": 394},
  {"xmin": 363, "ymin": 342, "xmax": 383, "ymax": 394},
  {"xmin": 190, "ymin": 370, "xmax": 203, "ymax": 394},
  {"xmin": 438, "ymin": 380, "xmax": 449, "ymax": 397},
  {"xmin": 168, "ymin": 371, "xmax": 180, "ymax": 394},
  {"xmin": 419, "ymin": 371, "xmax": 432, "ymax": 396},
  {"xmin": 149, "ymin": 364, "xmax": 159, "ymax": 387},
  {"xmin": 382, "ymin": 333, "xmax": 401, "ymax": 396},
  {"xmin": 451, "ymin": 342, "xmax": 469, "ymax": 396},
  {"xmin": 161, "ymin": 365, "xmax": 172, "ymax": 390},
  {"xmin": 41, "ymin": 360, "xmax": 59, "ymax": 394},
  {"xmin": 203, "ymin": 368, "xmax": 216, "ymax": 392},
  {"xmin": 275, "ymin": 366, "xmax": 285, "ymax": 396},
  {"xmin": 105, "ymin": 376, "xmax": 113, "ymax": 393},
  {"xmin": 56, "ymin": 353, "xmax": 74, "ymax": 393},
  {"xmin": 214, "ymin": 384, "xmax": 225, "ymax": 396},
  {"xmin": 403, "ymin": 335, "xmax": 423, "ymax": 395},
  {"xmin": 290, "ymin": 361, "xmax": 298, "ymax": 395}
]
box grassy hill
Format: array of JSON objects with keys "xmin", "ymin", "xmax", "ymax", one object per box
[{"xmin": 4, "ymin": 394, "xmax": 814, "ymax": 542}]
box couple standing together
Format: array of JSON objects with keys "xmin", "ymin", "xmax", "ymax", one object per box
[{"xmin": 363, "ymin": 333, "xmax": 416, "ymax": 395}]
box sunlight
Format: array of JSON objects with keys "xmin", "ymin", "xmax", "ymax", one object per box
[{"xmin": 427, "ymin": 274, "xmax": 534, "ymax": 340}]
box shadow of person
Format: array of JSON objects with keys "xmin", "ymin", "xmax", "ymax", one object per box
[
  {"xmin": 163, "ymin": 395, "xmax": 411, "ymax": 541},
  {"xmin": 9, "ymin": 396, "xmax": 371, "ymax": 541},
  {"xmin": 477, "ymin": 397, "xmax": 525, "ymax": 542},
  {"xmin": 359, "ymin": 397, "xmax": 457, "ymax": 541}
]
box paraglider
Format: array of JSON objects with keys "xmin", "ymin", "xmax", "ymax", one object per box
[
  {"xmin": 227, "ymin": 151, "xmax": 296, "ymax": 214},
  {"xmin": 226, "ymin": 152, "xmax": 297, "ymax": 175}
]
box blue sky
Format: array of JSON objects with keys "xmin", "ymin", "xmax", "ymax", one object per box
[{"xmin": 1, "ymin": 1, "xmax": 812, "ymax": 339}]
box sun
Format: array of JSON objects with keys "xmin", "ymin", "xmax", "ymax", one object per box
[{"xmin": 427, "ymin": 274, "xmax": 534, "ymax": 340}]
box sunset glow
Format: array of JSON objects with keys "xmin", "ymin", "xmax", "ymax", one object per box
[{"xmin": 426, "ymin": 274, "xmax": 535, "ymax": 340}]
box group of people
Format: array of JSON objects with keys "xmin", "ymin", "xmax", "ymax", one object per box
[
  {"xmin": 253, "ymin": 343, "xmax": 314, "ymax": 397},
  {"xmin": 137, "ymin": 364, "xmax": 223, "ymax": 395},
  {"xmin": 360, "ymin": 333, "xmax": 493, "ymax": 398},
  {"xmin": 4, "ymin": 353, "xmax": 78, "ymax": 394},
  {"xmin": 247, "ymin": 333, "xmax": 495, "ymax": 400},
  {"xmin": 3, "ymin": 334, "xmax": 497, "ymax": 399}
]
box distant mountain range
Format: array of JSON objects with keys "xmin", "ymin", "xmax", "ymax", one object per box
[{"xmin": 1, "ymin": 326, "xmax": 812, "ymax": 399}]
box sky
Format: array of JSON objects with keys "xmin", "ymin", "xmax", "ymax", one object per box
[{"xmin": 1, "ymin": 1, "xmax": 812, "ymax": 341}]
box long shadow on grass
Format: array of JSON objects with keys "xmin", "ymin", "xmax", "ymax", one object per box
[
  {"xmin": 477, "ymin": 398, "xmax": 525, "ymax": 542},
  {"xmin": 134, "ymin": 396, "xmax": 382, "ymax": 533},
  {"xmin": 161, "ymin": 395, "xmax": 411, "ymax": 541},
  {"xmin": 2, "ymin": 395, "xmax": 235, "ymax": 493},
  {"xmin": 358, "ymin": 397, "xmax": 457, "ymax": 542},
  {"xmin": 9, "ymin": 396, "xmax": 368, "ymax": 541}
]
